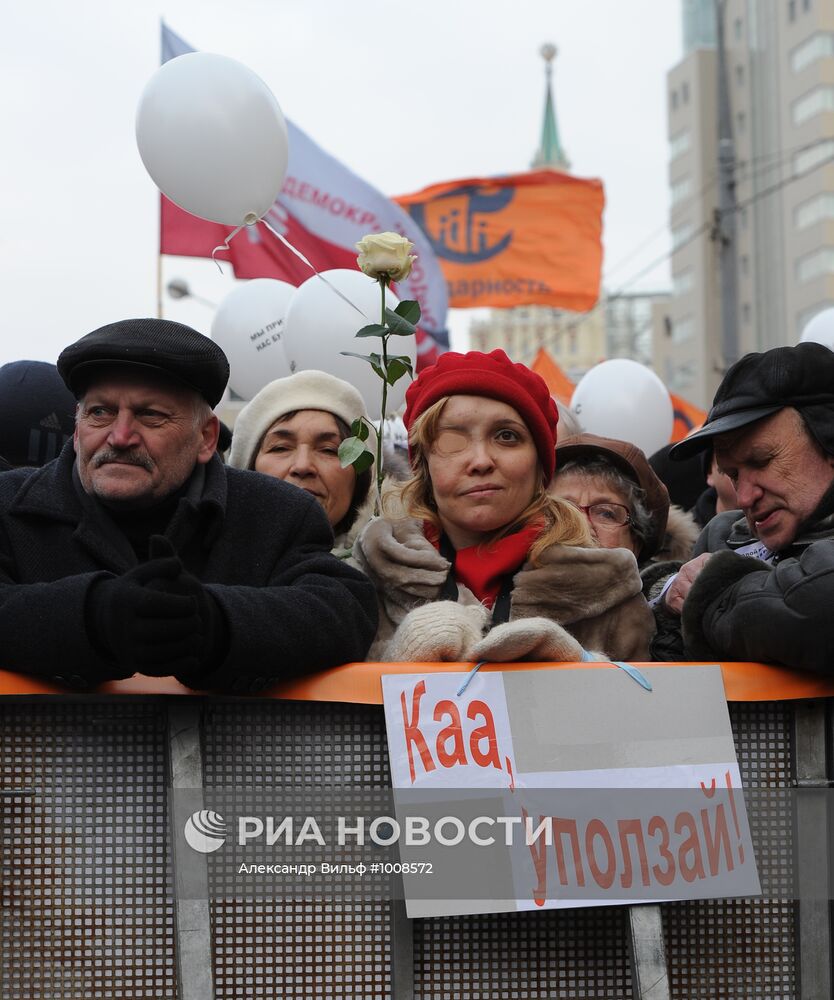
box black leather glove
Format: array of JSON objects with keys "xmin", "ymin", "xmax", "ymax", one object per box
[{"xmin": 86, "ymin": 536, "xmax": 226, "ymax": 679}]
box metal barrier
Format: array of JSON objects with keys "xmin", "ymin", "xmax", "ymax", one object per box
[{"xmin": 0, "ymin": 671, "xmax": 830, "ymax": 999}]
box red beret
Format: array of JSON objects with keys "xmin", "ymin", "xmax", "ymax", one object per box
[{"xmin": 404, "ymin": 349, "xmax": 559, "ymax": 481}]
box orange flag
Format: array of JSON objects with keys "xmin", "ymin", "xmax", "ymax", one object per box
[
  {"xmin": 530, "ymin": 348, "xmax": 576, "ymax": 406},
  {"xmin": 395, "ymin": 170, "xmax": 604, "ymax": 311},
  {"xmin": 669, "ymin": 393, "xmax": 707, "ymax": 442}
]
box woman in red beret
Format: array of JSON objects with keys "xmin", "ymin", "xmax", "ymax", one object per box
[{"xmin": 354, "ymin": 350, "xmax": 655, "ymax": 663}]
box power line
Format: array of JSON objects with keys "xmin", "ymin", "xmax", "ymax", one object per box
[{"xmin": 605, "ymin": 138, "xmax": 834, "ymax": 289}]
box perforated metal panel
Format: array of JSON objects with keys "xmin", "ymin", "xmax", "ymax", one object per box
[
  {"xmin": 663, "ymin": 701, "xmax": 797, "ymax": 999},
  {"xmin": 0, "ymin": 694, "xmax": 813, "ymax": 999},
  {"xmin": 0, "ymin": 701, "xmax": 177, "ymax": 999},
  {"xmin": 414, "ymin": 908, "xmax": 634, "ymax": 999},
  {"xmin": 202, "ymin": 701, "xmax": 393, "ymax": 999}
]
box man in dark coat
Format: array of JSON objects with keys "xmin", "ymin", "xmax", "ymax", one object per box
[
  {"xmin": 651, "ymin": 342, "xmax": 834, "ymax": 673},
  {"xmin": 0, "ymin": 318, "xmax": 378, "ymax": 691}
]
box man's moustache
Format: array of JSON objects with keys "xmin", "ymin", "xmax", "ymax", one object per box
[{"xmin": 92, "ymin": 450, "xmax": 153, "ymax": 472}]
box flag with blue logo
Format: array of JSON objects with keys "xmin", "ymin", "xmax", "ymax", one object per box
[{"xmin": 396, "ymin": 170, "xmax": 604, "ymax": 312}]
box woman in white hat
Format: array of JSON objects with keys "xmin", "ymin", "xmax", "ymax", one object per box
[{"xmin": 228, "ymin": 371, "xmax": 375, "ymax": 556}]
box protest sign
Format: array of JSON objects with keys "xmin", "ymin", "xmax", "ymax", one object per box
[{"xmin": 382, "ymin": 666, "xmax": 760, "ymax": 918}]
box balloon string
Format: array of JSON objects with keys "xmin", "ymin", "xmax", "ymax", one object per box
[
  {"xmin": 261, "ymin": 218, "xmax": 367, "ymax": 318},
  {"xmin": 211, "ymin": 225, "xmax": 245, "ymax": 273}
]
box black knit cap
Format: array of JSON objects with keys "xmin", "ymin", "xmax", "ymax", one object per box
[
  {"xmin": 57, "ymin": 318, "xmax": 229, "ymax": 407},
  {"xmin": 0, "ymin": 361, "xmax": 77, "ymax": 468},
  {"xmin": 670, "ymin": 342, "xmax": 834, "ymax": 460}
]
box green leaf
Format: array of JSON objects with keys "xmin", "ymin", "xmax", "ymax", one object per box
[
  {"xmin": 341, "ymin": 351, "xmax": 380, "ymax": 364},
  {"xmin": 385, "ymin": 358, "xmax": 412, "ymax": 385},
  {"xmin": 350, "ymin": 417, "xmax": 370, "ymax": 441},
  {"xmin": 384, "ymin": 308, "xmax": 416, "ymax": 337},
  {"xmin": 355, "ymin": 323, "xmax": 387, "ymax": 338},
  {"xmin": 394, "ymin": 300, "xmax": 422, "ymax": 325},
  {"xmin": 341, "ymin": 350, "xmax": 385, "ymax": 380},
  {"xmin": 351, "ymin": 450, "xmax": 375, "ymax": 474},
  {"xmin": 338, "ymin": 437, "xmax": 368, "ymax": 467}
]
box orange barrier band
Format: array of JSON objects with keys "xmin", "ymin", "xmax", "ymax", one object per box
[{"xmin": 1, "ymin": 660, "xmax": 833, "ymax": 703}]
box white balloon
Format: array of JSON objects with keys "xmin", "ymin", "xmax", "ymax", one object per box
[
  {"xmin": 283, "ymin": 269, "xmax": 416, "ymax": 419},
  {"xmin": 570, "ymin": 359, "xmax": 673, "ymax": 456},
  {"xmin": 799, "ymin": 307, "xmax": 834, "ymax": 350},
  {"xmin": 136, "ymin": 52, "xmax": 288, "ymax": 227},
  {"xmin": 211, "ymin": 279, "xmax": 295, "ymax": 400}
]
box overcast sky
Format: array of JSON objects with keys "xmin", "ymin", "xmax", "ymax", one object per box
[{"xmin": 0, "ymin": 0, "xmax": 681, "ymax": 368}]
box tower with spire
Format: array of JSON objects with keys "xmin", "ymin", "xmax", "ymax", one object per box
[
  {"xmin": 470, "ymin": 42, "xmax": 663, "ymax": 378},
  {"xmin": 531, "ymin": 43, "xmax": 570, "ymax": 171}
]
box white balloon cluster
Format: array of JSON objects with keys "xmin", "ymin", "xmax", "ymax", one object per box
[
  {"xmin": 282, "ymin": 270, "xmax": 415, "ymax": 420},
  {"xmin": 137, "ymin": 54, "xmax": 417, "ymax": 413}
]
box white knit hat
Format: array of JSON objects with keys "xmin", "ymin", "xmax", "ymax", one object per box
[{"xmin": 228, "ymin": 370, "xmax": 376, "ymax": 470}]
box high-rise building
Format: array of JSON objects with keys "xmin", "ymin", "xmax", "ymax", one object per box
[
  {"xmin": 471, "ymin": 46, "xmax": 668, "ymax": 380},
  {"xmin": 655, "ymin": 0, "xmax": 834, "ymax": 408}
]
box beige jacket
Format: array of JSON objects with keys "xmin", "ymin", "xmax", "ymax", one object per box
[{"xmin": 353, "ymin": 516, "xmax": 655, "ymax": 662}]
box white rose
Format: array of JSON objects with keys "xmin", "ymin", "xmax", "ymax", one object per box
[{"xmin": 356, "ymin": 232, "xmax": 416, "ymax": 283}]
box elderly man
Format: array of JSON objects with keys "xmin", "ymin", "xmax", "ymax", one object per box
[
  {"xmin": 0, "ymin": 318, "xmax": 378, "ymax": 691},
  {"xmin": 652, "ymin": 342, "xmax": 834, "ymax": 672}
]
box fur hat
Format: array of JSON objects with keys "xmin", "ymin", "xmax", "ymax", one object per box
[
  {"xmin": 228, "ymin": 370, "xmax": 375, "ymax": 470},
  {"xmin": 403, "ymin": 349, "xmax": 559, "ymax": 480},
  {"xmin": 58, "ymin": 317, "xmax": 229, "ymax": 407}
]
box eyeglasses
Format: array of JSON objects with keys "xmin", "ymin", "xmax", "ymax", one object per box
[{"xmin": 566, "ymin": 500, "xmax": 632, "ymax": 529}]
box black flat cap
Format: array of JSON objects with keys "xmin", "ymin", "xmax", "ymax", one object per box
[
  {"xmin": 670, "ymin": 342, "xmax": 834, "ymax": 460},
  {"xmin": 57, "ymin": 318, "xmax": 229, "ymax": 407}
]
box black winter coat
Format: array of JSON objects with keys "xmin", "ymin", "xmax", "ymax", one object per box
[
  {"xmin": 680, "ymin": 499, "xmax": 834, "ymax": 674},
  {"xmin": 0, "ymin": 445, "xmax": 378, "ymax": 690}
]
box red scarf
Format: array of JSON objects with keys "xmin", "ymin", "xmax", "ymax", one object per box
[{"xmin": 425, "ymin": 521, "xmax": 543, "ymax": 609}]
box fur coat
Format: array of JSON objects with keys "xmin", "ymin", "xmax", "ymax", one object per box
[{"xmin": 352, "ymin": 516, "xmax": 655, "ymax": 662}]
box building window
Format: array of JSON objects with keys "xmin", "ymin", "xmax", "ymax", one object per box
[
  {"xmin": 794, "ymin": 139, "xmax": 834, "ymax": 174},
  {"xmin": 736, "ymin": 64, "xmax": 744, "ymax": 86},
  {"xmin": 671, "ymin": 317, "xmax": 694, "ymax": 344},
  {"xmin": 671, "ymin": 89, "xmax": 678, "ymax": 110},
  {"xmin": 672, "ymin": 221, "xmax": 695, "ymax": 250},
  {"xmin": 788, "ymin": 0, "xmax": 796, "ymax": 22},
  {"xmin": 797, "ymin": 247, "xmax": 834, "ymax": 283},
  {"xmin": 737, "ymin": 110, "xmax": 746, "ymax": 133},
  {"xmin": 671, "ymin": 176, "xmax": 692, "ymax": 208},
  {"xmin": 665, "ymin": 358, "xmax": 696, "ymax": 391},
  {"xmin": 803, "ymin": 0, "xmax": 811, "ymax": 10},
  {"xmin": 742, "ymin": 303, "xmax": 751, "ymax": 324},
  {"xmin": 734, "ymin": 17, "xmax": 742, "ymax": 41},
  {"xmin": 741, "ymin": 254, "xmax": 750, "ymax": 276},
  {"xmin": 791, "ymin": 33, "xmax": 834, "ymax": 73},
  {"xmin": 673, "ymin": 269, "xmax": 694, "ymax": 296},
  {"xmin": 793, "ymin": 86, "xmax": 834, "ymax": 125},
  {"xmin": 682, "ymin": 81, "xmax": 690, "ymax": 103},
  {"xmin": 795, "ymin": 193, "xmax": 834, "ymax": 229},
  {"xmin": 670, "ymin": 129, "xmax": 691, "ymax": 160}
]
